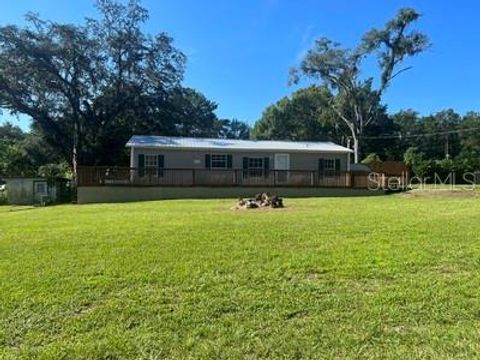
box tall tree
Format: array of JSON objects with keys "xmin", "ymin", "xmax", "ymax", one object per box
[
  {"xmin": 0, "ymin": 15, "xmax": 102, "ymax": 177},
  {"xmin": 218, "ymin": 119, "xmax": 250, "ymax": 139},
  {"xmin": 456, "ymin": 112, "xmax": 480, "ymax": 172},
  {"xmin": 0, "ymin": 122, "xmax": 64, "ymax": 177},
  {"xmin": 0, "ymin": 0, "xmax": 186, "ymax": 181},
  {"xmin": 291, "ymin": 8, "xmax": 429, "ymax": 162},
  {"xmin": 253, "ymin": 86, "xmax": 344, "ymax": 142},
  {"xmin": 166, "ymin": 88, "xmax": 221, "ymax": 138},
  {"xmin": 419, "ymin": 109, "xmax": 462, "ymax": 160},
  {"xmin": 0, "ymin": 122, "xmax": 29, "ymax": 177}
]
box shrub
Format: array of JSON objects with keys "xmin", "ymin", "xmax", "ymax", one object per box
[
  {"xmin": 38, "ymin": 163, "xmax": 72, "ymax": 179},
  {"xmin": 404, "ymin": 147, "xmax": 432, "ymax": 179},
  {"xmin": 361, "ymin": 153, "xmax": 381, "ymax": 166}
]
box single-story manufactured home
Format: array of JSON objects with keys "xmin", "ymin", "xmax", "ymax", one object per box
[
  {"xmin": 77, "ymin": 136, "xmax": 398, "ymax": 203},
  {"xmin": 128, "ymin": 135, "xmax": 352, "ymax": 178}
]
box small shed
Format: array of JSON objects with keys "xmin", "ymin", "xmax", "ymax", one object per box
[
  {"xmin": 5, "ymin": 177, "xmax": 70, "ymax": 205},
  {"xmin": 368, "ymin": 161, "xmax": 410, "ymax": 177}
]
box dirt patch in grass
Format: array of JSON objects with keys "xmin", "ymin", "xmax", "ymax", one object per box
[
  {"xmin": 72, "ymin": 302, "xmax": 97, "ymax": 317},
  {"xmin": 400, "ymin": 188, "xmax": 480, "ymax": 199},
  {"xmin": 230, "ymin": 205, "xmax": 290, "ymax": 211}
]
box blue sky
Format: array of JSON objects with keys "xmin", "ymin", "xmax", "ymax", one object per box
[{"xmin": 1, "ymin": 0, "xmax": 479, "ymax": 131}]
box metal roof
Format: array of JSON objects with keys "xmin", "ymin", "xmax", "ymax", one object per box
[
  {"xmin": 350, "ymin": 163, "xmax": 371, "ymax": 172},
  {"xmin": 126, "ymin": 135, "xmax": 352, "ymax": 153}
]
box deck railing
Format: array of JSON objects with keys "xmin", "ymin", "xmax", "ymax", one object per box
[{"xmin": 77, "ymin": 166, "xmax": 359, "ymax": 188}]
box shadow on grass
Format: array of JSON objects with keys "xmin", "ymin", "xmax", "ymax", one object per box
[{"xmin": 1, "ymin": 206, "xmax": 38, "ymax": 213}]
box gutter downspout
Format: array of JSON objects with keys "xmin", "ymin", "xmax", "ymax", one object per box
[
  {"xmin": 130, "ymin": 146, "xmax": 135, "ymax": 183},
  {"xmin": 130, "ymin": 146, "xmax": 135, "ymax": 168}
]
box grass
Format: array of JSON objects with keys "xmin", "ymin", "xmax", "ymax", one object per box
[{"xmin": 1, "ymin": 192, "xmax": 480, "ymax": 359}]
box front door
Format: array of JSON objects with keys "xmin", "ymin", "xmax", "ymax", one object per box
[{"xmin": 274, "ymin": 154, "xmax": 290, "ymax": 184}]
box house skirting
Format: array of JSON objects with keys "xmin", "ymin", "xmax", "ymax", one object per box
[{"xmin": 77, "ymin": 186, "xmax": 384, "ymax": 204}]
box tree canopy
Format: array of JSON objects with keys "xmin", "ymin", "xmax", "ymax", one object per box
[
  {"xmin": 253, "ymin": 88, "xmax": 480, "ymax": 180},
  {"xmin": 0, "ymin": 122, "xmax": 63, "ymax": 178},
  {"xmin": 253, "ymin": 86, "xmax": 338, "ymax": 141},
  {"xmin": 0, "ymin": 0, "xmax": 250, "ymax": 179},
  {"xmin": 3, "ymin": 2, "xmax": 479, "ymax": 184},
  {"xmin": 253, "ymin": 85, "xmax": 394, "ymax": 151},
  {"xmin": 291, "ymin": 8, "xmax": 430, "ymax": 162}
]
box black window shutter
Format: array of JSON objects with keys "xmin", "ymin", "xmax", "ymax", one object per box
[
  {"xmin": 205, "ymin": 154, "xmax": 211, "ymax": 169},
  {"xmin": 318, "ymin": 158, "xmax": 324, "ymax": 173},
  {"xmin": 158, "ymin": 155, "xmax": 164, "ymax": 177},
  {"xmin": 335, "ymin": 159, "xmax": 341, "ymax": 172},
  {"xmin": 227, "ymin": 154, "xmax": 233, "ymax": 169},
  {"xmin": 242, "ymin": 157, "xmax": 249, "ymax": 178},
  {"xmin": 138, "ymin": 154, "xmax": 145, "ymax": 177},
  {"xmin": 264, "ymin": 157, "xmax": 270, "ymax": 177}
]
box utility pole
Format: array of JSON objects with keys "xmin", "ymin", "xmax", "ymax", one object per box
[{"xmin": 445, "ymin": 134, "xmax": 450, "ymax": 160}]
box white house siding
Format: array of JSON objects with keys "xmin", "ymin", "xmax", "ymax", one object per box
[{"xmin": 130, "ymin": 147, "xmax": 349, "ymax": 171}]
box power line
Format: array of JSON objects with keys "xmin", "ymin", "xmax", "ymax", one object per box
[{"xmin": 362, "ymin": 126, "xmax": 480, "ymax": 140}]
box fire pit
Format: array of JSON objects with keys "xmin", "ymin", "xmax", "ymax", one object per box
[{"xmin": 234, "ymin": 192, "xmax": 284, "ymax": 209}]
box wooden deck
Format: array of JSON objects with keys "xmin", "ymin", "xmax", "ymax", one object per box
[
  {"xmin": 77, "ymin": 166, "xmax": 410, "ymax": 190},
  {"xmin": 77, "ymin": 167, "xmax": 363, "ymax": 188}
]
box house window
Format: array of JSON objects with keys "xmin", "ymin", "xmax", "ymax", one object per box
[
  {"xmin": 211, "ymin": 154, "xmax": 227, "ymax": 169},
  {"xmin": 248, "ymin": 157, "xmax": 264, "ymax": 177},
  {"xmin": 144, "ymin": 154, "xmax": 158, "ymax": 175},
  {"xmin": 322, "ymin": 158, "xmax": 340, "ymax": 177},
  {"xmin": 248, "ymin": 157, "xmax": 264, "ymax": 169},
  {"xmin": 145, "ymin": 155, "xmax": 158, "ymax": 168},
  {"xmin": 324, "ymin": 159, "xmax": 335, "ymax": 171}
]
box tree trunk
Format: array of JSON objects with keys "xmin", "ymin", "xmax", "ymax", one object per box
[
  {"xmin": 348, "ymin": 126, "xmax": 360, "ymax": 163},
  {"xmin": 71, "ymin": 89, "xmax": 81, "ymax": 190},
  {"xmin": 72, "ymin": 119, "xmax": 78, "ymax": 190},
  {"xmin": 353, "ymin": 136, "xmax": 359, "ymax": 163}
]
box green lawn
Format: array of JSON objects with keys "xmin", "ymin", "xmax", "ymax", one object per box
[{"xmin": 1, "ymin": 193, "xmax": 480, "ymax": 359}]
